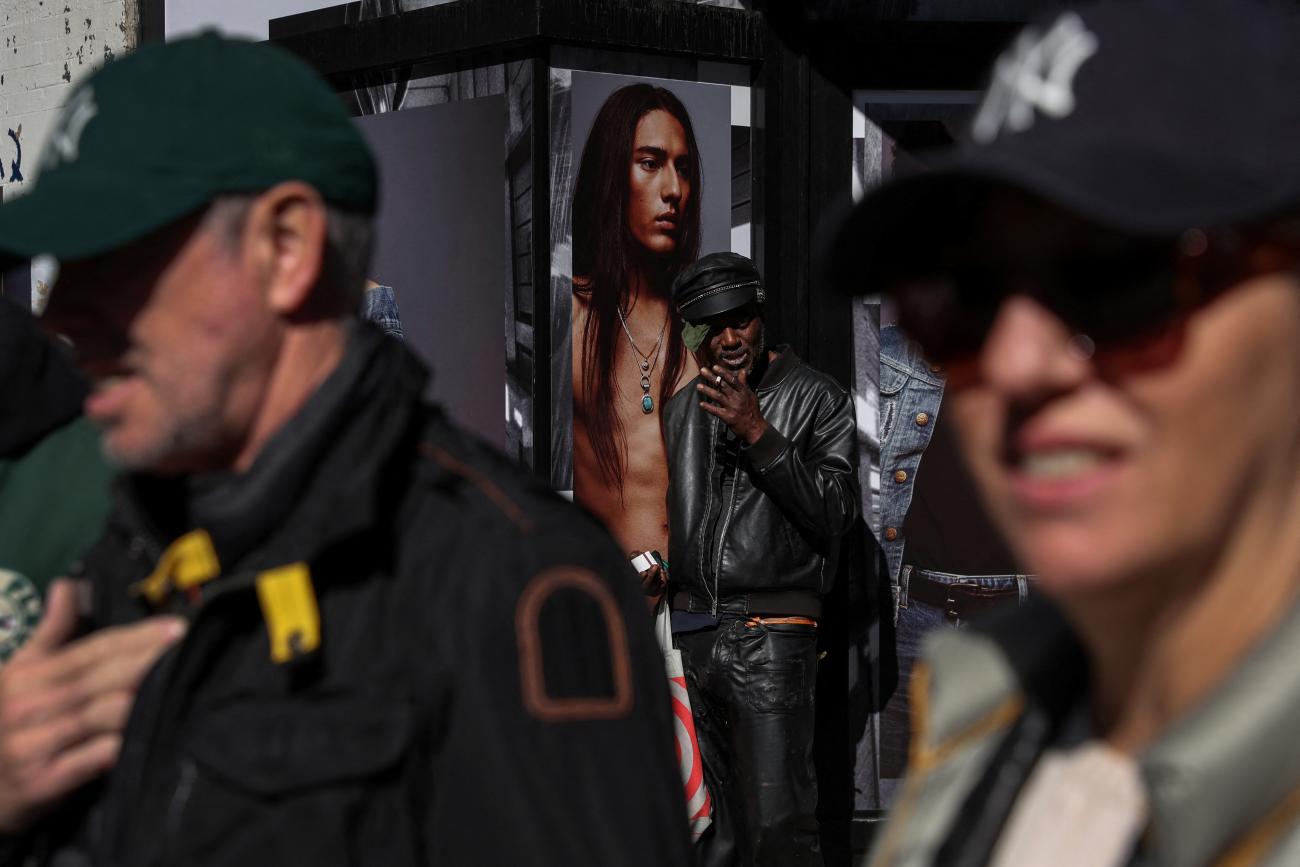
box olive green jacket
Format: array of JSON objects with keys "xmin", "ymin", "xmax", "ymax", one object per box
[
  {"xmin": 0, "ymin": 416, "xmax": 113, "ymax": 661},
  {"xmin": 866, "ymin": 597, "xmax": 1300, "ymax": 867}
]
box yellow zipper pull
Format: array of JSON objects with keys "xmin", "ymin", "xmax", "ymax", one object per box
[{"xmin": 255, "ymin": 562, "xmax": 321, "ymax": 664}]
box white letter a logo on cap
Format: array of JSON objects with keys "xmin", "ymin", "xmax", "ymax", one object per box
[
  {"xmin": 45, "ymin": 86, "xmax": 98, "ymax": 169},
  {"xmin": 971, "ymin": 12, "xmax": 1098, "ymax": 145}
]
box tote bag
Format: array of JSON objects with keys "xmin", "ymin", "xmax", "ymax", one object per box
[{"xmin": 654, "ymin": 600, "xmax": 713, "ymax": 841}]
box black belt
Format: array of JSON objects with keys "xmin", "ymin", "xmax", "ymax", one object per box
[
  {"xmin": 671, "ymin": 588, "xmax": 821, "ymax": 619},
  {"xmin": 906, "ymin": 573, "xmax": 1020, "ymax": 623}
]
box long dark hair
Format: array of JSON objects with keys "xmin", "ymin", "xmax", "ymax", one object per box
[{"xmin": 573, "ymin": 84, "xmax": 702, "ymax": 492}]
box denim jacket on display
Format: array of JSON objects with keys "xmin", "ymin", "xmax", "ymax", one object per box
[
  {"xmin": 879, "ymin": 325, "xmax": 944, "ymax": 589},
  {"xmin": 361, "ymin": 284, "xmax": 404, "ymax": 339}
]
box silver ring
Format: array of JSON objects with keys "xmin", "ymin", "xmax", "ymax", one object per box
[{"xmin": 715, "ymin": 375, "xmax": 724, "ymax": 387}]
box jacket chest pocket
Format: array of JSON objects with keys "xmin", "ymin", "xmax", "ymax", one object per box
[
  {"xmin": 167, "ymin": 696, "xmax": 422, "ymax": 867},
  {"xmin": 879, "ymin": 362, "xmax": 907, "ymax": 446}
]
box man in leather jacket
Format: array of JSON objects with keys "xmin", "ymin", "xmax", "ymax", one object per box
[
  {"xmin": 660, "ymin": 252, "xmax": 859, "ymax": 866},
  {"xmin": 0, "ymin": 35, "xmax": 690, "ymax": 866}
]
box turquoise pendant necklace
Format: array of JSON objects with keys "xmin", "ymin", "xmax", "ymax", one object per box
[{"xmin": 617, "ymin": 304, "xmax": 669, "ymax": 414}]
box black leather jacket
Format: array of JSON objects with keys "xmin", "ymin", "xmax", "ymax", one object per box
[{"xmin": 663, "ymin": 347, "xmax": 859, "ymax": 610}]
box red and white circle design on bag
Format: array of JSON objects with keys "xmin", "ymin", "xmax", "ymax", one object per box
[{"xmin": 669, "ymin": 675, "xmax": 712, "ymax": 839}]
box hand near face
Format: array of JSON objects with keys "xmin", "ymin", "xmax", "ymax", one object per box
[
  {"xmin": 0, "ymin": 580, "xmax": 186, "ymax": 834},
  {"xmin": 697, "ymin": 365, "xmax": 769, "ymax": 445}
]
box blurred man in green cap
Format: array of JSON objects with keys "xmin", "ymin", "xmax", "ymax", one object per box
[
  {"xmin": 0, "ymin": 296, "xmax": 113, "ymax": 665},
  {"xmin": 0, "ymin": 34, "xmax": 690, "ymax": 866}
]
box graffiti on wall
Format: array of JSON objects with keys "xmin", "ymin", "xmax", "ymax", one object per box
[{"xmin": 0, "ymin": 125, "xmax": 22, "ymax": 183}]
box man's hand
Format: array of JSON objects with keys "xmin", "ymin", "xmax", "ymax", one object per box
[
  {"xmin": 630, "ymin": 551, "xmax": 667, "ymax": 598},
  {"xmin": 0, "ymin": 580, "xmax": 187, "ymax": 834},
  {"xmin": 696, "ymin": 365, "xmax": 770, "ymax": 445}
]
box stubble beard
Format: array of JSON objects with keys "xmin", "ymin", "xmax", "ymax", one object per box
[
  {"xmin": 735, "ymin": 323, "xmax": 767, "ymax": 380},
  {"xmin": 750, "ymin": 323, "xmax": 767, "ymax": 377},
  {"xmin": 101, "ymin": 379, "xmax": 240, "ymax": 477},
  {"xmin": 104, "ymin": 419, "xmax": 231, "ymax": 476}
]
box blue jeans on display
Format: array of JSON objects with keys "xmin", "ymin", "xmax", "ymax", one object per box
[{"xmin": 879, "ymin": 567, "xmax": 1031, "ymax": 778}]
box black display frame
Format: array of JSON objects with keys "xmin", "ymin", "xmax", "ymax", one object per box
[{"xmin": 264, "ymin": 1, "xmax": 1038, "ymax": 858}]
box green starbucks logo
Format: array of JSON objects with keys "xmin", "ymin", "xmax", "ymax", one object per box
[{"xmin": 0, "ymin": 569, "xmax": 43, "ymax": 664}]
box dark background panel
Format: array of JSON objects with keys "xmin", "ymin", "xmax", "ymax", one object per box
[
  {"xmin": 271, "ymin": 3, "xmax": 1044, "ymax": 859},
  {"xmin": 0, "ymin": 263, "xmax": 31, "ymax": 310},
  {"xmin": 355, "ymin": 96, "xmax": 508, "ymax": 447},
  {"xmin": 0, "ymin": 187, "xmax": 31, "ymax": 310}
]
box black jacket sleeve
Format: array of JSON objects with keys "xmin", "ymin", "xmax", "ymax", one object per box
[
  {"xmin": 420, "ymin": 501, "xmax": 692, "ymax": 867},
  {"xmin": 744, "ymin": 385, "xmax": 860, "ymax": 539}
]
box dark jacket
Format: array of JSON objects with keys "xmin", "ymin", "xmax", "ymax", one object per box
[
  {"xmin": 663, "ymin": 347, "xmax": 858, "ymax": 610},
  {"xmin": 0, "ymin": 300, "xmax": 113, "ymax": 662},
  {"xmin": 22, "ymin": 325, "xmax": 691, "ymax": 867}
]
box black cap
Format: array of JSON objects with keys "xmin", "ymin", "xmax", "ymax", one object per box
[
  {"xmin": 833, "ymin": 0, "xmax": 1300, "ymax": 291},
  {"xmin": 672, "ymin": 252, "xmax": 766, "ymax": 322}
]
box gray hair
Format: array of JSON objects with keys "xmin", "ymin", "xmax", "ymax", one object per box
[{"xmin": 204, "ymin": 193, "xmax": 374, "ymax": 313}]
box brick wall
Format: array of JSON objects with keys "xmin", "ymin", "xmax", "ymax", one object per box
[{"xmin": 0, "ymin": 0, "xmax": 136, "ymax": 197}]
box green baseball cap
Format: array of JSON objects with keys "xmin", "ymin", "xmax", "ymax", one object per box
[{"xmin": 0, "ymin": 32, "xmax": 377, "ymax": 262}]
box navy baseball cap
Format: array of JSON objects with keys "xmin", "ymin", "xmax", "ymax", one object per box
[
  {"xmin": 0, "ymin": 33, "xmax": 377, "ymax": 263},
  {"xmin": 832, "ymin": 0, "xmax": 1300, "ymax": 292}
]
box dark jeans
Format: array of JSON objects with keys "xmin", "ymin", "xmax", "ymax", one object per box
[
  {"xmin": 880, "ymin": 567, "xmax": 1031, "ymax": 778},
  {"xmin": 676, "ymin": 618, "xmax": 822, "ymax": 867}
]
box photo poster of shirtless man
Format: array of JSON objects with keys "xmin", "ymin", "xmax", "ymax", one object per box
[{"xmin": 555, "ymin": 70, "xmax": 737, "ymax": 568}]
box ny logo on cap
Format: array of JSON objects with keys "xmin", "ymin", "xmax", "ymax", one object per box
[
  {"xmin": 970, "ymin": 12, "xmax": 1098, "ymax": 145},
  {"xmin": 44, "ymin": 85, "xmax": 98, "ymax": 169}
]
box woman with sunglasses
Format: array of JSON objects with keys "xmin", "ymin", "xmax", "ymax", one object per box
[{"xmin": 840, "ymin": 1, "xmax": 1300, "ymax": 865}]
